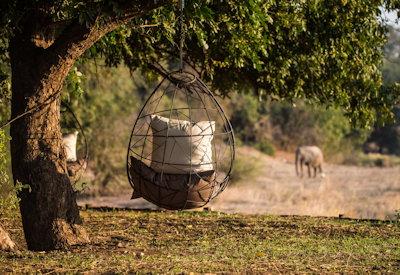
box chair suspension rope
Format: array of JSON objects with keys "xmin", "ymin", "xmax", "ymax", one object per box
[{"xmin": 178, "ymin": 0, "xmax": 185, "ymax": 72}]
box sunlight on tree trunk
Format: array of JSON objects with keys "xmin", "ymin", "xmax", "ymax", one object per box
[{"xmin": 9, "ymin": 35, "xmax": 87, "ymax": 251}]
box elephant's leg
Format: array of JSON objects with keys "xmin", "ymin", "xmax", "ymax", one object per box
[
  {"xmin": 299, "ymin": 160, "xmax": 303, "ymax": 177},
  {"xmin": 313, "ymin": 166, "xmax": 317, "ymax": 177},
  {"xmin": 307, "ymin": 164, "xmax": 311, "ymax": 177}
]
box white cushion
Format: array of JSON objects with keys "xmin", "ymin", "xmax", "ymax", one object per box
[
  {"xmin": 62, "ymin": 131, "xmax": 78, "ymax": 162},
  {"xmin": 149, "ymin": 115, "xmax": 215, "ymax": 174}
]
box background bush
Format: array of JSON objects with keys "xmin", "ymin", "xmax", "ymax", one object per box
[
  {"xmin": 255, "ymin": 139, "xmax": 275, "ymax": 156},
  {"xmin": 0, "ymin": 130, "xmax": 17, "ymax": 218},
  {"xmin": 220, "ymin": 149, "xmax": 263, "ymax": 185},
  {"xmin": 224, "ymin": 94, "xmax": 368, "ymax": 162},
  {"xmin": 60, "ymin": 63, "xmax": 153, "ymax": 194},
  {"xmin": 0, "ymin": 61, "xmax": 16, "ymax": 218}
]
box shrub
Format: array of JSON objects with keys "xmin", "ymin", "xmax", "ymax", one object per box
[
  {"xmin": 62, "ymin": 63, "xmax": 148, "ymax": 193},
  {"xmin": 0, "ymin": 130, "xmax": 19, "ymax": 219},
  {"xmin": 220, "ymin": 149, "xmax": 262, "ymax": 185},
  {"xmin": 227, "ymin": 93, "xmax": 261, "ymax": 143},
  {"xmin": 255, "ymin": 139, "xmax": 275, "ymax": 156},
  {"xmin": 268, "ymin": 101, "xmax": 369, "ymax": 162}
]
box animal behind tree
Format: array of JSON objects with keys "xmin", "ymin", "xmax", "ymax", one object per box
[{"xmin": 295, "ymin": 146, "xmax": 324, "ymax": 178}]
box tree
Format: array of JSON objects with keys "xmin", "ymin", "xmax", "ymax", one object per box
[
  {"xmin": 0, "ymin": 0, "xmax": 397, "ymax": 251},
  {"xmin": 1, "ymin": 0, "xmax": 173, "ymax": 251}
]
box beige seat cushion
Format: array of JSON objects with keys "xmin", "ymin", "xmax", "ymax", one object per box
[
  {"xmin": 62, "ymin": 131, "xmax": 78, "ymax": 162},
  {"xmin": 149, "ymin": 115, "xmax": 215, "ymax": 174}
]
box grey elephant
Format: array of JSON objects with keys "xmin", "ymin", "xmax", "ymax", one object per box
[{"xmin": 295, "ymin": 146, "xmax": 324, "ymax": 178}]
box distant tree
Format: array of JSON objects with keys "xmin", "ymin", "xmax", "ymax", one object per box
[
  {"xmin": 367, "ymin": 106, "xmax": 400, "ymax": 155},
  {"xmin": 369, "ymin": 22, "xmax": 400, "ymax": 155},
  {"xmin": 0, "ymin": 0, "xmax": 397, "ymax": 250},
  {"xmin": 382, "ymin": 25, "xmax": 400, "ymax": 84}
]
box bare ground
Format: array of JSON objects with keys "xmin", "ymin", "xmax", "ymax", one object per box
[{"xmin": 78, "ymin": 148, "xmax": 400, "ymax": 220}]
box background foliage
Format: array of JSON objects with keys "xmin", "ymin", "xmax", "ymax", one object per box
[{"xmin": 94, "ymin": 0, "xmax": 394, "ymax": 127}]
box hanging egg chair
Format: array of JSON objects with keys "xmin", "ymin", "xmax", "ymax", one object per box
[{"xmin": 126, "ymin": 71, "xmax": 235, "ymax": 210}]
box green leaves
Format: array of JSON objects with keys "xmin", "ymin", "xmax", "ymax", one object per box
[
  {"xmin": 0, "ymin": 0, "xmax": 398, "ymax": 127},
  {"xmin": 65, "ymin": 66, "xmax": 85, "ymax": 101}
]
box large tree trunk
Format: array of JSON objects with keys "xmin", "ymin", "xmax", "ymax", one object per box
[
  {"xmin": 9, "ymin": 33, "xmax": 88, "ymax": 251},
  {"xmin": 7, "ymin": 0, "xmax": 171, "ymax": 251}
]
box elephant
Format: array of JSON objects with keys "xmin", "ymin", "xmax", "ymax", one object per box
[{"xmin": 295, "ymin": 146, "xmax": 324, "ymax": 178}]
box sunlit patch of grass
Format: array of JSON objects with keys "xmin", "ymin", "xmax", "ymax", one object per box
[{"xmin": 1, "ymin": 210, "xmax": 399, "ymax": 273}]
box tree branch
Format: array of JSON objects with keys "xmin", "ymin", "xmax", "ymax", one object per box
[
  {"xmin": 147, "ymin": 62, "xmax": 169, "ymax": 78},
  {"xmin": 50, "ymin": 0, "xmax": 173, "ymax": 63}
]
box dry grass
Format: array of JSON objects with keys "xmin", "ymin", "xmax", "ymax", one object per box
[
  {"xmin": 1, "ymin": 210, "xmax": 399, "ymax": 273},
  {"xmin": 210, "ymin": 147, "xmax": 400, "ymax": 220}
]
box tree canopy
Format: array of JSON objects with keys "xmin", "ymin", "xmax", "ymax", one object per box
[{"xmin": 0, "ymin": 0, "xmax": 399, "ymax": 127}]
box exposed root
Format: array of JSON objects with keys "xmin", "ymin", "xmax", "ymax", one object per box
[
  {"xmin": 52, "ymin": 219, "xmax": 90, "ymax": 249},
  {"xmin": 0, "ymin": 224, "xmax": 17, "ymax": 252}
]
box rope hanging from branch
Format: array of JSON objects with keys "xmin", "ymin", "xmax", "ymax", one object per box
[{"xmin": 178, "ymin": 0, "xmax": 185, "ymax": 72}]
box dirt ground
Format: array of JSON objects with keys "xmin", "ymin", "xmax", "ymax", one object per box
[{"xmin": 78, "ymin": 148, "xmax": 400, "ymax": 220}]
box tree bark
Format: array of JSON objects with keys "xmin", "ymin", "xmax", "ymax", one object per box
[
  {"xmin": 9, "ymin": 0, "xmax": 172, "ymax": 251},
  {"xmin": 9, "ymin": 33, "xmax": 87, "ymax": 251}
]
